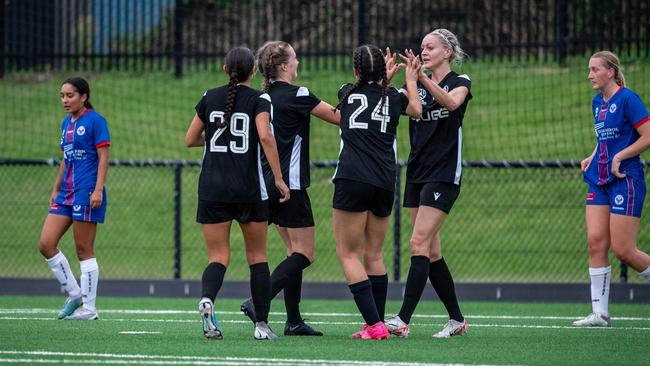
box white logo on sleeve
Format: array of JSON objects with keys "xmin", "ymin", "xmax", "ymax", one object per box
[
  {"xmin": 76, "ymin": 126, "xmax": 86, "ymax": 135},
  {"xmin": 434, "ymin": 192, "xmax": 441, "ymax": 201},
  {"xmin": 609, "ymin": 104, "xmax": 617, "ymax": 113},
  {"xmin": 614, "ymin": 194, "xmax": 624, "ymax": 205}
]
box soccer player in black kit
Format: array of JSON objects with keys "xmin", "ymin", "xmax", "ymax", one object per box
[
  {"xmin": 385, "ymin": 29, "xmax": 472, "ymax": 339},
  {"xmin": 240, "ymin": 41, "xmax": 340, "ymax": 336},
  {"xmin": 185, "ymin": 47, "xmax": 289, "ymax": 340},
  {"xmin": 333, "ymin": 44, "xmax": 422, "ymax": 340}
]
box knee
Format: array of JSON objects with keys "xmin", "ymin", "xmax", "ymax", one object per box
[
  {"xmin": 364, "ymin": 250, "xmax": 383, "ymax": 267},
  {"xmin": 587, "ymin": 235, "xmax": 609, "ymax": 257},
  {"xmin": 611, "ymin": 244, "xmax": 634, "ymax": 264},
  {"xmin": 409, "ymin": 236, "xmax": 429, "ymax": 256},
  {"xmin": 38, "ymin": 239, "xmax": 57, "ymax": 258}
]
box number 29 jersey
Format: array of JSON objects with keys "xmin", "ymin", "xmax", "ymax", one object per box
[
  {"xmin": 195, "ymin": 85, "xmax": 272, "ymax": 203},
  {"xmin": 333, "ymin": 82, "xmax": 409, "ymax": 192}
]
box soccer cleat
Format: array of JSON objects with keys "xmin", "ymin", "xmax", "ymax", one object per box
[
  {"xmin": 572, "ymin": 313, "xmax": 612, "ymax": 327},
  {"xmin": 57, "ymin": 296, "xmax": 82, "ymax": 319},
  {"xmin": 199, "ymin": 298, "xmax": 223, "ymax": 340},
  {"xmin": 64, "ymin": 307, "xmax": 98, "ymax": 320},
  {"xmin": 385, "ymin": 315, "xmax": 410, "ymax": 338},
  {"xmin": 351, "ymin": 322, "xmax": 390, "ymax": 340},
  {"xmin": 433, "ymin": 319, "xmax": 468, "ymax": 338},
  {"xmin": 240, "ymin": 298, "xmax": 257, "ymax": 324},
  {"xmin": 254, "ymin": 321, "xmax": 279, "ymax": 340},
  {"xmin": 284, "ymin": 320, "xmax": 323, "ymax": 336}
]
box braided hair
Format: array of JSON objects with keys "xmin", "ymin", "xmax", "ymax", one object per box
[
  {"xmin": 334, "ymin": 45, "xmax": 388, "ymax": 114},
  {"xmin": 221, "ymin": 47, "xmax": 256, "ymax": 128},
  {"xmin": 256, "ymin": 41, "xmax": 292, "ymax": 92}
]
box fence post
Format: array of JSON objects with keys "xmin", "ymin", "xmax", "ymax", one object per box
[
  {"xmin": 620, "ymin": 263, "xmax": 628, "ymax": 283},
  {"xmin": 357, "ymin": 0, "xmax": 367, "ymax": 46},
  {"xmin": 0, "ymin": 1, "xmax": 5, "ymax": 78},
  {"xmin": 173, "ymin": 163, "xmax": 182, "ymax": 279},
  {"xmin": 554, "ymin": 0, "xmax": 567, "ymax": 65},
  {"xmin": 392, "ymin": 164, "xmax": 402, "ymax": 281},
  {"xmin": 173, "ymin": 0, "xmax": 183, "ymax": 78}
]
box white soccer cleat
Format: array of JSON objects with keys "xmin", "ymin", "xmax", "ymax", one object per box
[
  {"xmin": 385, "ymin": 315, "xmax": 410, "ymax": 338},
  {"xmin": 57, "ymin": 296, "xmax": 82, "ymax": 319},
  {"xmin": 64, "ymin": 307, "xmax": 98, "ymax": 320},
  {"xmin": 433, "ymin": 319, "xmax": 468, "ymax": 338},
  {"xmin": 572, "ymin": 312, "xmax": 611, "ymax": 327},
  {"xmin": 254, "ymin": 321, "xmax": 279, "ymax": 340},
  {"xmin": 199, "ymin": 298, "xmax": 223, "ymax": 339}
]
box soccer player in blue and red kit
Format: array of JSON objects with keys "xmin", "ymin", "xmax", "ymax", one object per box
[
  {"xmin": 38, "ymin": 77, "xmax": 110, "ymax": 321},
  {"xmin": 574, "ymin": 51, "xmax": 650, "ymax": 327}
]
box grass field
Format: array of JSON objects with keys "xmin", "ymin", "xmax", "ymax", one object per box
[
  {"xmin": 1, "ymin": 57, "xmax": 650, "ymax": 283},
  {"xmin": 1, "ymin": 295, "xmax": 649, "ymax": 365}
]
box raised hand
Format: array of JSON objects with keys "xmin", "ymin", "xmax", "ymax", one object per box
[{"xmin": 385, "ymin": 47, "xmax": 403, "ymax": 85}]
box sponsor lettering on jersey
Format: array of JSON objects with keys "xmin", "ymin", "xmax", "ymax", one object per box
[{"xmin": 418, "ymin": 108, "xmax": 449, "ymax": 122}]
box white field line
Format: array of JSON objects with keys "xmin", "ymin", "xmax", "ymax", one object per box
[
  {"xmin": 1, "ymin": 316, "xmax": 650, "ymax": 331},
  {"xmin": 0, "ymin": 308, "xmax": 649, "ymax": 321},
  {"xmin": 0, "ymin": 351, "xmax": 521, "ymax": 366},
  {"xmin": 118, "ymin": 331, "xmax": 162, "ymax": 334}
]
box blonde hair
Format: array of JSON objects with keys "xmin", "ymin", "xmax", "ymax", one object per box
[
  {"xmin": 591, "ymin": 51, "xmax": 626, "ymax": 87},
  {"xmin": 429, "ymin": 28, "xmax": 467, "ymax": 66},
  {"xmin": 256, "ymin": 41, "xmax": 292, "ymax": 92}
]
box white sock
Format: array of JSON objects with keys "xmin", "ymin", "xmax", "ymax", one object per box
[
  {"xmin": 589, "ymin": 266, "xmax": 611, "ymax": 316},
  {"xmin": 46, "ymin": 251, "xmax": 81, "ymax": 298},
  {"xmin": 640, "ymin": 266, "xmax": 650, "ymax": 283},
  {"xmin": 80, "ymin": 258, "xmax": 99, "ymax": 311}
]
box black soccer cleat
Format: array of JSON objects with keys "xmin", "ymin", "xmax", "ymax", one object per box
[
  {"xmin": 240, "ymin": 298, "xmax": 257, "ymax": 324},
  {"xmin": 284, "ymin": 320, "xmax": 324, "ymax": 336}
]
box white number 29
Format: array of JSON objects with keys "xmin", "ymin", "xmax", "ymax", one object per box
[{"xmin": 208, "ymin": 111, "xmax": 250, "ymax": 154}]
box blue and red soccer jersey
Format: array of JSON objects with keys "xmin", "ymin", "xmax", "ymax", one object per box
[
  {"xmin": 584, "ymin": 87, "xmax": 649, "ymax": 186},
  {"xmin": 584, "ymin": 87, "xmax": 649, "ymax": 217},
  {"xmin": 55, "ymin": 108, "xmax": 110, "ymax": 207}
]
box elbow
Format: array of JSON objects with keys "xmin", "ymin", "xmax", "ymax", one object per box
[{"xmin": 259, "ymin": 134, "xmax": 274, "ymax": 146}]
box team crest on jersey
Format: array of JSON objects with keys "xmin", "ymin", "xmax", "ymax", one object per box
[
  {"xmin": 418, "ymin": 88, "xmax": 428, "ymax": 104},
  {"xmin": 614, "ymin": 194, "xmax": 624, "ymax": 205},
  {"xmin": 443, "ymin": 85, "xmax": 449, "ymax": 92},
  {"xmin": 609, "ymin": 103, "xmax": 617, "ymax": 113},
  {"xmin": 76, "ymin": 126, "xmax": 86, "ymax": 135}
]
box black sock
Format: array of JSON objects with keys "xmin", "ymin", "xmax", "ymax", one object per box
[
  {"xmin": 201, "ymin": 262, "xmax": 227, "ymax": 302},
  {"xmin": 398, "ymin": 256, "xmax": 430, "ymax": 324},
  {"xmin": 429, "ymin": 257, "xmax": 463, "ymax": 322},
  {"xmin": 349, "ymin": 280, "xmax": 381, "ymax": 326},
  {"xmin": 270, "ymin": 252, "xmax": 311, "ymax": 298},
  {"xmin": 284, "ymin": 269, "xmax": 303, "ymax": 324},
  {"xmin": 250, "ymin": 262, "xmax": 271, "ymax": 323},
  {"xmin": 368, "ymin": 273, "xmax": 388, "ymax": 321}
]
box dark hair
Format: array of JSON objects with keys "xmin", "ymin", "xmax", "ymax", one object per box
[
  {"xmin": 256, "ymin": 41, "xmax": 292, "ymax": 92},
  {"xmin": 334, "ymin": 45, "xmax": 388, "ymax": 114},
  {"xmin": 62, "ymin": 77, "xmax": 93, "ymax": 109},
  {"xmin": 221, "ymin": 47, "xmax": 256, "ymax": 128}
]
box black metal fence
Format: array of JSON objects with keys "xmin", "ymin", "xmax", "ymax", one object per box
[
  {"xmin": 3, "ymin": 0, "xmax": 649, "ymax": 77},
  {"xmin": 2, "ymin": 158, "xmax": 648, "ymax": 283}
]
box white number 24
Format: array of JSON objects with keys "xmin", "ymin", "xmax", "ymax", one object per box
[{"xmin": 347, "ymin": 93, "xmax": 390, "ymax": 133}]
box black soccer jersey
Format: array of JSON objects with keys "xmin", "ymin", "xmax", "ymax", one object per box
[
  {"xmin": 262, "ymin": 81, "xmax": 321, "ymax": 191},
  {"xmin": 333, "ymin": 82, "xmax": 409, "ymax": 191},
  {"xmin": 405, "ymin": 71, "xmax": 472, "ymax": 185},
  {"xmin": 195, "ymin": 84, "xmax": 272, "ymax": 203}
]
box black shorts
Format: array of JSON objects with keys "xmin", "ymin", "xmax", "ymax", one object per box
[
  {"xmin": 267, "ymin": 189, "xmax": 315, "ymax": 228},
  {"xmin": 403, "ymin": 181, "xmax": 460, "ymax": 214},
  {"xmin": 332, "ymin": 179, "xmax": 394, "ymax": 217},
  {"xmin": 197, "ymin": 199, "xmax": 269, "ymax": 224}
]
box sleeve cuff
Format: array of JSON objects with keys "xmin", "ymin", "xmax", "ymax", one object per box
[
  {"xmin": 96, "ymin": 141, "xmax": 111, "ymax": 148},
  {"xmin": 633, "ymin": 116, "xmax": 650, "ymax": 129}
]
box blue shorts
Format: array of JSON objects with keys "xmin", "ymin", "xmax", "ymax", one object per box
[
  {"xmin": 49, "ymin": 201, "xmax": 107, "ymax": 223},
  {"xmin": 585, "ymin": 174, "xmax": 646, "ymax": 217}
]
